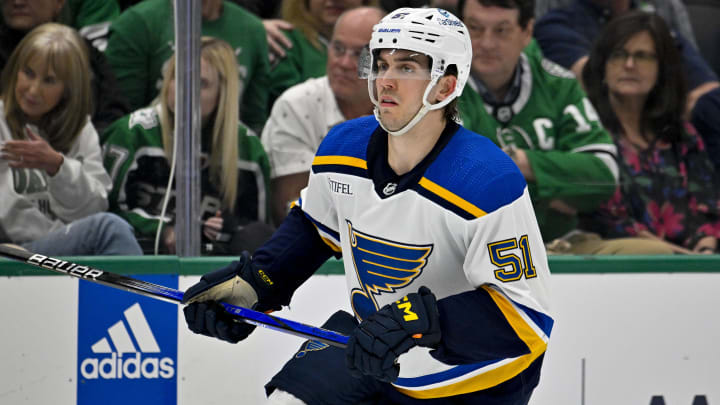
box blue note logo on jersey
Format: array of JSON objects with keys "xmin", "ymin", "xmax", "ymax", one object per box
[
  {"xmin": 295, "ymin": 340, "xmax": 330, "ymax": 358},
  {"xmin": 77, "ymin": 275, "xmax": 177, "ymax": 405},
  {"xmin": 347, "ymin": 220, "xmax": 433, "ymax": 320}
]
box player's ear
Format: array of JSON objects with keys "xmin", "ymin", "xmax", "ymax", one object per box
[{"xmin": 433, "ymin": 75, "xmax": 457, "ymax": 103}]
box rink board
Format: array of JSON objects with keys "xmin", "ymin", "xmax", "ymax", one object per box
[{"xmin": 0, "ymin": 256, "xmax": 719, "ymax": 405}]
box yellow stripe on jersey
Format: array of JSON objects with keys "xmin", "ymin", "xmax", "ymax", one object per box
[
  {"xmin": 307, "ymin": 220, "xmax": 342, "ymax": 253},
  {"xmin": 291, "ymin": 200, "xmax": 342, "ymax": 253},
  {"xmin": 418, "ymin": 177, "xmax": 487, "ymax": 218},
  {"xmin": 320, "ymin": 236, "xmax": 342, "ymax": 253},
  {"xmin": 394, "ymin": 285, "xmax": 546, "ymax": 399},
  {"xmin": 312, "ymin": 155, "xmax": 368, "ymax": 169}
]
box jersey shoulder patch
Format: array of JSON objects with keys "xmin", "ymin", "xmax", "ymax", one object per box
[
  {"xmin": 418, "ymin": 126, "xmax": 527, "ymax": 219},
  {"xmin": 128, "ymin": 106, "xmax": 160, "ymax": 131},
  {"xmin": 312, "ymin": 116, "xmax": 378, "ymax": 176}
]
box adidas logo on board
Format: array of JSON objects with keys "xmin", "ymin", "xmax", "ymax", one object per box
[{"xmin": 80, "ymin": 303, "xmax": 175, "ymax": 380}]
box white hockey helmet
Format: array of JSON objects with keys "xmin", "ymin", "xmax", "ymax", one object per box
[{"xmin": 364, "ymin": 7, "xmax": 472, "ymax": 136}]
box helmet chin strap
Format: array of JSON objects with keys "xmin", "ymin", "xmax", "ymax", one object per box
[
  {"xmin": 375, "ymin": 104, "xmax": 430, "ymax": 137},
  {"xmin": 374, "ymin": 77, "xmax": 452, "ymax": 137}
]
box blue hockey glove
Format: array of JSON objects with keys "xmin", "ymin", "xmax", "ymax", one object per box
[
  {"xmin": 182, "ymin": 252, "xmax": 275, "ymax": 343},
  {"xmin": 346, "ymin": 286, "xmax": 441, "ymax": 382}
]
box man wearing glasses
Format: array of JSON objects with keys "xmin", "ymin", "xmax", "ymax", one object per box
[
  {"xmin": 458, "ymin": 0, "xmax": 622, "ymax": 252},
  {"xmin": 262, "ymin": 6, "xmax": 386, "ymax": 225}
]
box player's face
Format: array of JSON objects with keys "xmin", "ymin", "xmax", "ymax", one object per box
[
  {"xmin": 326, "ymin": 16, "xmax": 372, "ymax": 104},
  {"xmin": 373, "ymin": 49, "xmax": 432, "ymax": 131},
  {"xmin": 309, "ymin": 0, "xmax": 365, "ymax": 30},
  {"xmin": 2, "ymin": 0, "xmax": 65, "ymax": 31},
  {"xmin": 464, "ymin": 1, "xmax": 532, "ymax": 81},
  {"xmin": 15, "ymin": 55, "xmax": 65, "ymax": 122},
  {"xmin": 604, "ymin": 31, "xmax": 659, "ymax": 100},
  {"xmin": 166, "ymin": 58, "xmax": 221, "ymax": 123}
]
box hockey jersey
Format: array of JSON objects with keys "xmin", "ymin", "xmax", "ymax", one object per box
[
  {"xmin": 101, "ymin": 105, "xmax": 270, "ymax": 247},
  {"xmin": 459, "ymin": 41, "xmax": 618, "ymax": 240},
  {"xmin": 298, "ymin": 116, "xmax": 553, "ymax": 399}
]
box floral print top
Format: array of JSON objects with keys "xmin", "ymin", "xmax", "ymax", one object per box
[{"xmin": 581, "ymin": 124, "xmax": 720, "ymax": 249}]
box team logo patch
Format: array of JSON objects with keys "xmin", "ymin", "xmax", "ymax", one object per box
[
  {"xmin": 347, "ymin": 221, "xmax": 433, "ymax": 320},
  {"xmin": 295, "ymin": 340, "xmax": 330, "ymax": 358},
  {"xmin": 382, "ymin": 182, "xmax": 397, "ymax": 196}
]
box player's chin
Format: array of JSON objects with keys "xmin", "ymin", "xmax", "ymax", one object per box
[{"xmin": 378, "ymin": 116, "xmax": 405, "ymax": 132}]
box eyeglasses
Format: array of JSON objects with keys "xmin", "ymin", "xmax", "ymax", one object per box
[
  {"xmin": 329, "ymin": 40, "xmax": 366, "ymax": 60},
  {"xmin": 608, "ymin": 49, "xmax": 658, "ymax": 66}
]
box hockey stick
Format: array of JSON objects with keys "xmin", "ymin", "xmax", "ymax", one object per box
[{"xmin": 0, "ymin": 245, "xmax": 349, "ymax": 348}]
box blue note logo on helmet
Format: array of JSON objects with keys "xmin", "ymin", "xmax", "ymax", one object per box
[{"xmin": 365, "ymin": 7, "xmax": 472, "ymax": 136}]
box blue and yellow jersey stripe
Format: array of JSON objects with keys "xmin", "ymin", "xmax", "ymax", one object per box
[
  {"xmin": 393, "ymin": 286, "xmax": 551, "ymax": 399},
  {"xmin": 295, "ymin": 198, "xmax": 342, "ymax": 253},
  {"xmin": 415, "ymin": 177, "xmax": 488, "ymax": 220},
  {"xmin": 311, "ymin": 155, "xmax": 368, "ymax": 178},
  {"xmin": 311, "ymin": 116, "xmax": 375, "ymax": 177},
  {"xmin": 415, "ymin": 126, "xmax": 526, "ymax": 219}
]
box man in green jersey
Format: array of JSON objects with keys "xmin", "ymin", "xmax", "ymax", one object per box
[
  {"xmin": 457, "ymin": 0, "xmax": 619, "ymax": 244},
  {"xmin": 104, "ymin": 0, "xmax": 270, "ymax": 133}
]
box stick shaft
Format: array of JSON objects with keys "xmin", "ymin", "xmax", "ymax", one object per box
[{"xmin": 0, "ymin": 245, "xmax": 349, "ymax": 348}]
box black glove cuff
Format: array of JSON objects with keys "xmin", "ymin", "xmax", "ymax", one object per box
[{"xmin": 238, "ymin": 252, "xmax": 285, "ymax": 312}]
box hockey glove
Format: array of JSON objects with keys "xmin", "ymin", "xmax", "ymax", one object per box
[
  {"xmin": 182, "ymin": 252, "xmax": 274, "ymax": 343},
  {"xmin": 346, "ymin": 286, "xmax": 441, "ymax": 382}
]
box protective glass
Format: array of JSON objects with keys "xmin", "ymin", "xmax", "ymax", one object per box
[{"xmin": 358, "ymin": 48, "xmax": 433, "ymax": 80}]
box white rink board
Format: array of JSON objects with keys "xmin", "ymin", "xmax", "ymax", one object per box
[{"xmin": 1, "ymin": 273, "xmax": 719, "ymax": 404}]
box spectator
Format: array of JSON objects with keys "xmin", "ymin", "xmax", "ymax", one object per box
[
  {"xmin": 0, "ymin": 23, "xmax": 141, "ymax": 256},
  {"xmin": 457, "ymin": 0, "xmax": 622, "ymax": 247},
  {"xmin": 102, "ymin": 37, "xmax": 272, "ymax": 255},
  {"xmin": 266, "ymin": 0, "xmax": 375, "ymax": 108},
  {"xmin": 59, "ymin": 0, "xmax": 121, "ymax": 52},
  {"xmin": 104, "ymin": 0, "xmax": 270, "ymax": 134},
  {"xmin": 0, "ymin": 0, "xmax": 129, "ymax": 134},
  {"xmin": 262, "ymin": 7, "xmax": 384, "ymax": 225},
  {"xmin": 533, "ymin": 0, "xmax": 720, "ymax": 170},
  {"xmin": 578, "ymin": 11, "xmax": 720, "ymax": 254}
]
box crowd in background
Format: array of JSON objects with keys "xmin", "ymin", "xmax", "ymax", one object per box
[{"xmin": 1, "ymin": 0, "xmax": 719, "ymax": 256}]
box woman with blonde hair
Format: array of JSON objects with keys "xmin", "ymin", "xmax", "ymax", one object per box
[
  {"xmin": 103, "ymin": 36, "xmax": 272, "ymax": 255},
  {"xmin": 0, "ymin": 23, "xmax": 141, "ymax": 255}
]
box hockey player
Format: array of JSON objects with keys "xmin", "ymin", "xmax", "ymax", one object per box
[
  {"xmin": 182, "ymin": 8, "xmax": 553, "ymax": 405},
  {"xmin": 457, "ymin": 0, "xmax": 619, "ymax": 244}
]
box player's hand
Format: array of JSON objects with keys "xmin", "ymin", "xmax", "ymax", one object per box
[
  {"xmin": 346, "ymin": 286, "xmax": 441, "ymax": 382},
  {"xmin": 183, "ymin": 301, "xmax": 255, "ymax": 343},
  {"xmin": 182, "ymin": 252, "xmax": 260, "ymax": 343}
]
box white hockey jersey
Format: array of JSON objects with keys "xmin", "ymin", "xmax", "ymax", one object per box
[{"xmin": 298, "ymin": 116, "xmax": 553, "ymax": 399}]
